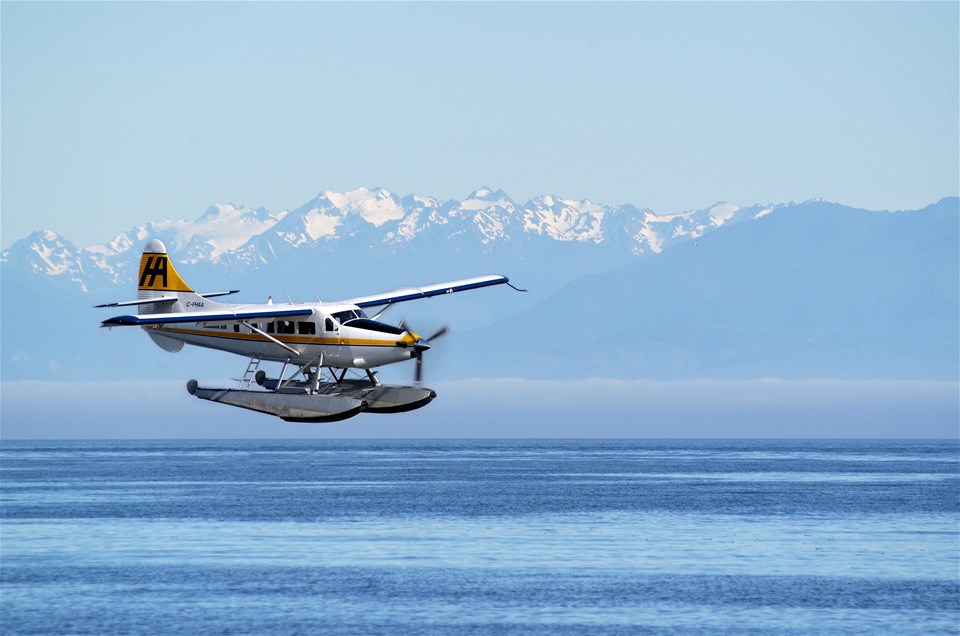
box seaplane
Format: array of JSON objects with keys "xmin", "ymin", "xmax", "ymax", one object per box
[{"xmin": 97, "ymin": 239, "xmax": 521, "ymax": 422}]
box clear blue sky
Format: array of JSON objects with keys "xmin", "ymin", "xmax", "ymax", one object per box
[{"xmin": 2, "ymin": 1, "xmax": 958, "ymax": 249}]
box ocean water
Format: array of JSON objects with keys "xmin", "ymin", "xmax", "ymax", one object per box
[{"xmin": 1, "ymin": 439, "xmax": 957, "ymax": 635}]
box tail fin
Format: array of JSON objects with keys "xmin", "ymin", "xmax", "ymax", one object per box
[
  {"xmin": 136, "ymin": 240, "xmax": 205, "ymax": 353},
  {"xmin": 136, "ymin": 239, "xmax": 196, "ymax": 314},
  {"xmin": 138, "ymin": 239, "xmax": 191, "ymax": 292}
]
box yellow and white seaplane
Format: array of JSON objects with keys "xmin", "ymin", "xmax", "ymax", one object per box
[{"xmin": 97, "ymin": 239, "xmax": 521, "ymax": 422}]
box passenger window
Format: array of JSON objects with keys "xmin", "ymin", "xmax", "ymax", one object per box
[
  {"xmin": 297, "ymin": 322, "xmax": 315, "ymax": 335},
  {"xmin": 267, "ymin": 322, "xmax": 275, "ymax": 334},
  {"xmin": 325, "ymin": 318, "xmax": 334, "ymax": 332}
]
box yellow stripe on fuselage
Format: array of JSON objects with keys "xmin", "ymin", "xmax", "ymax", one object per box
[{"xmin": 150, "ymin": 326, "xmax": 401, "ymax": 347}]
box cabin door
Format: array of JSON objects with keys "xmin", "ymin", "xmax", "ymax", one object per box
[{"xmin": 322, "ymin": 316, "xmax": 344, "ymax": 365}]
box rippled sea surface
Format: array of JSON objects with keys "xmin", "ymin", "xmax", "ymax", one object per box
[{"xmin": 2, "ymin": 439, "xmax": 958, "ymax": 635}]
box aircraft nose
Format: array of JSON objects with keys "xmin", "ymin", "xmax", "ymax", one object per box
[{"xmin": 412, "ymin": 339, "xmax": 431, "ymax": 353}]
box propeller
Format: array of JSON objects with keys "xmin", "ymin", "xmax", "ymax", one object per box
[{"xmin": 399, "ymin": 321, "xmax": 449, "ymax": 384}]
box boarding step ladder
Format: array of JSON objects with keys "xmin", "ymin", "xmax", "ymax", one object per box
[{"xmin": 237, "ymin": 354, "xmax": 263, "ymax": 390}]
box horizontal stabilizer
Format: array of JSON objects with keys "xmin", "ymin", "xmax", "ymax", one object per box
[
  {"xmin": 94, "ymin": 296, "xmax": 179, "ymax": 309},
  {"xmin": 95, "ymin": 290, "xmax": 240, "ymax": 309},
  {"xmin": 200, "ymin": 290, "xmax": 241, "ymax": 299}
]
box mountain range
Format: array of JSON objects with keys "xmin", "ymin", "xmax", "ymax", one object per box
[
  {"xmin": 1, "ymin": 187, "xmax": 956, "ymax": 382},
  {"xmin": 2, "ymin": 187, "xmax": 766, "ymax": 294}
]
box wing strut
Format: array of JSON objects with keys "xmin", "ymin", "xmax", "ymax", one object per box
[{"xmin": 241, "ymin": 322, "xmax": 301, "ymax": 356}]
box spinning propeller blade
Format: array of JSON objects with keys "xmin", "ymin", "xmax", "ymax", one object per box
[
  {"xmin": 425, "ymin": 325, "xmax": 449, "ymax": 342},
  {"xmin": 415, "ymin": 353, "xmax": 425, "ymax": 384},
  {"xmin": 402, "ymin": 322, "xmax": 449, "ymax": 385}
]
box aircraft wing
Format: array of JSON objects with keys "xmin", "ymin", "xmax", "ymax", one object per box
[
  {"xmin": 340, "ymin": 275, "xmax": 513, "ymax": 308},
  {"xmin": 101, "ymin": 306, "xmax": 314, "ymax": 328}
]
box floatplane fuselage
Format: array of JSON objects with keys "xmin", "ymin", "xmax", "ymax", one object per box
[{"xmin": 98, "ymin": 239, "xmax": 520, "ymax": 422}]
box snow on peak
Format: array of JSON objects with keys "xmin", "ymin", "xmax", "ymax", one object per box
[
  {"xmin": 198, "ymin": 203, "xmax": 278, "ymax": 224},
  {"xmin": 469, "ymin": 186, "xmax": 494, "ymax": 199},
  {"xmin": 301, "ymin": 209, "xmax": 341, "ymax": 240},
  {"xmin": 460, "ymin": 187, "xmax": 514, "ymax": 212},
  {"xmin": 408, "ymin": 194, "xmax": 439, "ymax": 208},
  {"xmin": 149, "ymin": 203, "xmax": 285, "ymax": 260},
  {"xmin": 13, "ymin": 230, "xmax": 89, "ymax": 289},
  {"xmin": 523, "ymin": 195, "xmax": 605, "ymax": 243},
  {"xmin": 708, "ymin": 203, "xmax": 740, "ymax": 227},
  {"xmin": 466, "ymin": 186, "xmax": 511, "ymax": 202},
  {"xmin": 321, "ymin": 187, "xmax": 405, "ymax": 227}
]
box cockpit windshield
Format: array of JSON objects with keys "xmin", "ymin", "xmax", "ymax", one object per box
[
  {"xmin": 330, "ymin": 309, "xmax": 404, "ymax": 335},
  {"xmin": 332, "ymin": 309, "xmax": 368, "ymax": 325}
]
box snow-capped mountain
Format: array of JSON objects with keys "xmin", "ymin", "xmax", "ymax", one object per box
[
  {"xmin": 1, "ymin": 186, "xmax": 767, "ymax": 294},
  {"xmin": 0, "ymin": 230, "xmax": 106, "ymax": 293},
  {"xmin": 86, "ymin": 203, "xmax": 286, "ymax": 268}
]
